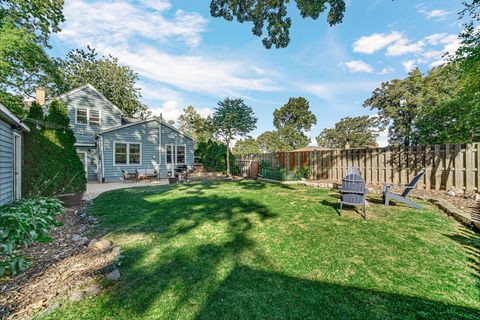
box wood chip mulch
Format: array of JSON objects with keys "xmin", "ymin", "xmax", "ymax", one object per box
[{"xmin": 0, "ymin": 202, "xmax": 118, "ymax": 320}]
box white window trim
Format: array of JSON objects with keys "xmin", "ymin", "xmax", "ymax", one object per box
[
  {"xmin": 176, "ymin": 144, "xmax": 187, "ymax": 165},
  {"xmin": 75, "ymin": 106, "xmax": 101, "ymax": 126},
  {"xmin": 165, "ymin": 143, "xmax": 175, "ymax": 165},
  {"xmin": 113, "ymin": 141, "xmax": 142, "ymax": 166}
]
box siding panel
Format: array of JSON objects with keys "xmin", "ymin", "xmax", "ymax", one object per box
[{"xmin": 0, "ymin": 119, "xmax": 13, "ymax": 205}]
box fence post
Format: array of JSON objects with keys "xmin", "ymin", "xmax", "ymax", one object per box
[{"xmin": 465, "ymin": 144, "xmax": 474, "ymax": 191}]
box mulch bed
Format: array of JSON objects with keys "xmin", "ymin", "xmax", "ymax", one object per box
[{"xmin": 0, "ymin": 202, "xmax": 118, "ymax": 320}]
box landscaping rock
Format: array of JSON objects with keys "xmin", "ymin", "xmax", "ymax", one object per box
[
  {"xmin": 446, "ymin": 190, "xmax": 456, "ymax": 197},
  {"xmin": 89, "ymin": 239, "xmax": 112, "ymax": 253},
  {"xmin": 72, "ymin": 234, "xmax": 89, "ymax": 246},
  {"xmin": 105, "ymin": 269, "xmax": 121, "ymax": 281},
  {"xmin": 85, "ymin": 284, "xmax": 101, "ymax": 296},
  {"xmin": 71, "ymin": 234, "xmax": 82, "ymax": 242},
  {"xmin": 112, "ymin": 246, "xmax": 122, "ymax": 259},
  {"xmin": 37, "ymin": 302, "xmax": 60, "ymax": 318},
  {"xmin": 474, "ymin": 193, "xmax": 480, "ymax": 202},
  {"xmin": 70, "ymin": 290, "xmax": 85, "ymax": 302}
]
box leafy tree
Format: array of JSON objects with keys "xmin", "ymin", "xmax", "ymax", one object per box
[
  {"xmin": 195, "ymin": 139, "xmax": 235, "ymax": 173},
  {"xmin": 23, "ymin": 100, "xmax": 86, "ymax": 197},
  {"xmin": 257, "ymin": 130, "xmax": 291, "ymax": 152},
  {"xmin": 316, "ymin": 116, "xmax": 380, "ymax": 148},
  {"xmin": 233, "ymin": 136, "xmax": 260, "ymax": 155},
  {"xmin": 273, "ymin": 97, "xmax": 317, "ymax": 150},
  {"xmin": 0, "ymin": 90, "xmax": 24, "ymax": 116},
  {"xmin": 0, "ymin": 0, "xmax": 65, "ymax": 45},
  {"xmin": 166, "ymin": 119, "xmax": 176, "ymax": 126},
  {"xmin": 210, "ymin": 0, "xmax": 346, "ymax": 49},
  {"xmin": 212, "ymin": 98, "xmax": 257, "ymax": 176},
  {"xmin": 457, "ymin": 0, "xmax": 480, "ymax": 66},
  {"xmin": 59, "ymin": 46, "xmax": 150, "ymax": 118},
  {"xmin": 177, "ymin": 105, "xmax": 213, "ymax": 142},
  {"xmin": 364, "ymin": 68, "xmax": 425, "ymax": 146},
  {"xmin": 0, "ymin": 18, "xmax": 62, "ymax": 103}
]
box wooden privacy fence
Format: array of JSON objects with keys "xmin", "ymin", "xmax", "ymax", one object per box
[
  {"xmin": 237, "ymin": 143, "xmax": 480, "ymax": 192},
  {"xmin": 235, "ymin": 159, "xmax": 259, "ymax": 178}
]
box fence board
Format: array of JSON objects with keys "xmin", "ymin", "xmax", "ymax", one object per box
[{"xmin": 238, "ymin": 143, "xmax": 479, "ymax": 191}]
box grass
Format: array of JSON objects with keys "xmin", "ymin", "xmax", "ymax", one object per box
[{"xmin": 46, "ymin": 180, "xmax": 480, "ymax": 319}]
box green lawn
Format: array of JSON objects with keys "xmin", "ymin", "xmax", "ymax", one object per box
[{"xmin": 46, "ymin": 181, "xmax": 480, "ymax": 319}]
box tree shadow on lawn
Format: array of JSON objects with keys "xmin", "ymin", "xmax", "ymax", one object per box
[{"xmin": 444, "ymin": 227, "xmax": 480, "ymax": 285}]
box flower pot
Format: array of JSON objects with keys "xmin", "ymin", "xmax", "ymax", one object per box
[{"xmin": 57, "ymin": 192, "xmax": 84, "ymax": 207}]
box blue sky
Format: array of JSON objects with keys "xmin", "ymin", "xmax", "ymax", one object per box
[{"xmin": 50, "ymin": 0, "xmax": 464, "ymax": 146}]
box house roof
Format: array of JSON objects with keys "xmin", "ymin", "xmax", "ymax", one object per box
[
  {"xmin": 98, "ymin": 118, "xmax": 195, "ymax": 141},
  {"xmin": 43, "ymin": 84, "xmax": 125, "ymax": 116},
  {"xmin": 0, "ymin": 104, "xmax": 30, "ymax": 131}
]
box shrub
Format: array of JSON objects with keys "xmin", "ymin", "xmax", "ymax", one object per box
[
  {"xmin": 295, "ymin": 166, "xmax": 311, "ymax": 179},
  {"xmin": 23, "ymin": 101, "xmax": 86, "ymax": 196},
  {"xmin": 0, "ymin": 197, "xmax": 63, "ymax": 277},
  {"xmin": 195, "ymin": 139, "xmax": 236, "ymax": 173},
  {"xmin": 258, "ymin": 161, "xmax": 310, "ymax": 181}
]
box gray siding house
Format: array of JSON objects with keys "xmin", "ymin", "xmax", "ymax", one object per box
[
  {"xmin": 0, "ymin": 104, "xmax": 29, "ymax": 205},
  {"xmin": 42, "ymin": 84, "xmax": 194, "ymax": 182}
]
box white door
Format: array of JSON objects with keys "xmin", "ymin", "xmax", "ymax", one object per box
[
  {"xmin": 13, "ymin": 133, "xmax": 22, "ymax": 201},
  {"xmin": 77, "ymin": 151, "xmax": 88, "ymax": 178}
]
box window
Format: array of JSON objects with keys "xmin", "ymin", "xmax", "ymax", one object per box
[
  {"xmin": 76, "ymin": 108, "xmax": 88, "ymax": 124},
  {"xmin": 114, "ymin": 143, "xmax": 127, "ymax": 165},
  {"xmin": 176, "ymin": 145, "xmax": 185, "ymax": 164},
  {"xmin": 129, "ymin": 143, "xmax": 141, "ymax": 164},
  {"xmin": 166, "ymin": 145, "xmax": 173, "ymax": 164},
  {"xmin": 89, "ymin": 109, "xmax": 100, "ymax": 125}
]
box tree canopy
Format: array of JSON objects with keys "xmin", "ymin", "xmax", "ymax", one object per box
[
  {"xmin": 212, "ymin": 98, "xmax": 257, "ymax": 175},
  {"xmin": 210, "ymin": 0, "xmax": 346, "ymax": 49},
  {"xmin": 58, "ymin": 46, "xmax": 150, "ymax": 118},
  {"xmin": 273, "ymin": 97, "xmax": 317, "ymax": 150},
  {"xmin": 233, "ymin": 136, "xmax": 260, "ymax": 155},
  {"xmin": 177, "ymin": 106, "xmax": 213, "ymax": 142},
  {"xmin": 316, "ymin": 116, "xmax": 380, "ymax": 149}
]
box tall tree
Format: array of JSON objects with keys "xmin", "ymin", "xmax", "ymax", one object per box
[
  {"xmin": 233, "ymin": 136, "xmax": 260, "ymax": 155},
  {"xmin": 316, "ymin": 116, "xmax": 380, "ymax": 149},
  {"xmin": 257, "ymin": 130, "xmax": 291, "ymax": 152},
  {"xmin": 177, "ymin": 106, "xmax": 213, "ymax": 142},
  {"xmin": 0, "ymin": 1, "xmax": 64, "ymax": 106},
  {"xmin": 363, "ymin": 68, "xmax": 424, "ymax": 146},
  {"xmin": 59, "ymin": 46, "xmax": 150, "ymax": 118},
  {"xmin": 210, "ymin": 0, "xmax": 346, "ymax": 49},
  {"xmin": 212, "ymin": 98, "xmax": 257, "ymax": 176},
  {"xmin": 273, "ymin": 97, "xmax": 317, "ymax": 150}
]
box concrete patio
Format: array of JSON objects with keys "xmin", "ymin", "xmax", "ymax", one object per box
[{"xmin": 84, "ymin": 180, "xmax": 169, "ymax": 201}]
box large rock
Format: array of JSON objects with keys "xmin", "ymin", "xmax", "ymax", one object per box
[
  {"xmin": 446, "ymin": 190, "xmax": 456, "ymax": 197},
  {"xmin": 89, "ymin": 239, "xmax": 113, "ymax": 253},
  {"xmin": 105, "ymin": 269, "xmax": 121, "ymax": 281},
  {"xmin": 70, "ymin": 291, "xmax": 85, "ymax": 302},
  {"xmin": 85, "ymin": 284, "xmax": 101, "ymax": 296}
]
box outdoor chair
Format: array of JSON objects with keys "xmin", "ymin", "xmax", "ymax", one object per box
[
  {"xmin": 137, "ymin": 169, "xmax": 158, "ymax": 181},
  {"xmin": 339, "ymin": 172, "xmax": 367, "ymax": 222},
  {"xmin": 122, "ymin": 169, "xmax": 137, "ymax": 183},
  {"xmin": 383, "ymin": 170, "xmax": 425, "ymax": 210}
]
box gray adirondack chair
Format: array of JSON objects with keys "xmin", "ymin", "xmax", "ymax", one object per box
[
  {"xmin": 383, "ymin": 170, "xmax": 425, "ymax": 209},
  {"xmin": 339, "ymin": 172, "xmax": 367, "ymax": 222}
]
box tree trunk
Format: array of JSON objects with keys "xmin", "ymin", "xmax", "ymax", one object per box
[{"xmin": 226, "ymin": 143, "xmax": 231, "ymax": 176}]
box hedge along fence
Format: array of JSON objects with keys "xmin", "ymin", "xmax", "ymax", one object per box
[{"xmin": 237, "ymin": 143, "xmax": 480, "ymax": 192}]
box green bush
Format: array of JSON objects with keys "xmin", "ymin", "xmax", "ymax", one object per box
[
  {"xmin": 259, "ymin": 161, "xmax": 310, "ymax": 181},
  {"xmin": 23, "ymin": 100, "xmax": 86, "ymax": 196},
  {"xmin": 0, "ymin": 197, "xmax": 63, "ymax": 277},
  {"xmin": 195, "ymin": 139, "xmax": 236, "ymax": 173}
]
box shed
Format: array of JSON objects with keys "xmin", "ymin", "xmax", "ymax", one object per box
[{"xmin": 0, "ymin": 104, "xmax": 29, "ymax": 205}]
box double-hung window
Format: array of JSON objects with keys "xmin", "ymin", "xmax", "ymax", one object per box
[
  {"xmin": 76, "ymin": 108, "xmax": 88, "ymax": 124},
  {"xmin": 89, "ymin": 109, "xmax": 100, "ymax": 125},
  {"xmin": 176, "ymin": 145, "xmax": 186, "ymax": 164},
  {"xmin": 114, "ymin": 142, "xmax": 141, "ymax": 165},
  {"xmin": 76, "ymin": 107, "xmax": 101, "ymax": 125},
  {"xmin": 166, "ymin": 144, "xmax": 174, "ymax": 165}
]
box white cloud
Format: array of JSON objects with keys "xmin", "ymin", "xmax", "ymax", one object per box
[
  {"xmin": 250, "ymin": 66, "xmax": 267, "ymax": 76},
  {"xmin": 343, "ymin": 60, "xmax": 374, "ymax": 73},
  {"xmin": 150, "ymin": 100, "xmax": 213, "ymax": 122},
  {"xmin": 353, "ymin": 32, "xmax": 404, "ymax": 54},
  {"xmin": 416, "ymin": 5, "xmax": 452, "ymax": 21},
  {"xmin": 303, "ymin": 81, "xmax": 380, "ymax": 104},
  {"xmin": 378, "ymin": 66, "xmax": 395, "ymax": 75},
  {"xmin": 58, "ymin": 0, "xmax": 208, "ymax": 48},
  {"xmin": 386, "ymin": 39, "xmax": 424, "ymax": 56},
  {"xmin": 402, "ymin": 60, "xmax": 415, "ymax": 72}
]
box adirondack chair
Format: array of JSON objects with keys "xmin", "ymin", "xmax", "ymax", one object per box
[
  {"xmin": 383, "ymin": 170, "xmax": 425, "ymax": 209},
  {"xmin": 339, "ymin": 173, "xmax": 367, "ymax": 222}
]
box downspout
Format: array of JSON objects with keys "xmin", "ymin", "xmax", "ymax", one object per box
[
  {"xmin": 158, "ymin": 113, "xmax": 162, "ymax": 179},
  {"xmin": 100, "ymin": 135, "xmax": 105, "ymax": 183}
]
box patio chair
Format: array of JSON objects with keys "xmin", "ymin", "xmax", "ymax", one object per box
[
  {"xmin": 383, "ymin": 170, "xmax": 425, "ymax": 210},
  {"xmin": 339, "ymin": 172, "xmax": 367, "ymax": 222},
  {"xmin": 122, "ymin": 169, "xmax": 137, "ymax": 183}
]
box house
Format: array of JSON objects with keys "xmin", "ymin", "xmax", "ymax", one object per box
[
  {"xmin": 39, "ymin": 84, "xmax": 194, "ymax": 182},
  {"xmin": 0, "ymin": 104, "xmax": 29, "ymax": 205}
]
